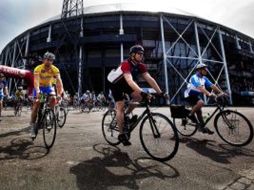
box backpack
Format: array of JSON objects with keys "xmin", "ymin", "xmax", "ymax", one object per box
[{"xmin": 107, "ymin": 66, "xmax": 123, "ymax": 84}]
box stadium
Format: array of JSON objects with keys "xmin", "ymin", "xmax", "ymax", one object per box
[{"xmin": 1, "ymin": 2, "xmax": 254, "ymax": 105}]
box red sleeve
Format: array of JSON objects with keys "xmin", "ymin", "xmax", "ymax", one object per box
[
  {"xmin": 120, "ymin": 61, "xmax": 131, "ymax": 73},
  {"xmin": 139, "ymin": 63, "xmax": 147, "ymax": 73}
]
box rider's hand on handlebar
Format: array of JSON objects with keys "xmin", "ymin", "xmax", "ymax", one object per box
[
  {"xmin": 208, "ymin": 93, "xmax": 217, "ymax": 101},
  {"xmin": 56, "ymin": 95, "xmax": 62, "ymax": 103},
  {"xmin": 157, "ymin": 91, "xmax": 169, "ymax": 99},
  {"xmin": 140, "ymin": 91, "xmax": 153, "ymax": 101}
]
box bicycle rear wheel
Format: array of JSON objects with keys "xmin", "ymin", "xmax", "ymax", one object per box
[
  {"xmin": 57, "ymin": 107, "xmax": 67, "ymax": 128},
  {"xmin": 42, "ymin": 109, "xmax": 57, "ymax": 149},
  {"xmin": 140, "ymin": 113, "xmax": 179, "ymax": 161},
  {"xmin": 173, "ymin": 118, "xmax": 198, "ymax": 136},
  {"xmin": 214, "ymin": 110, "xmax": 253, "ymax": 146},
  {"xmin": 102, "ymin": 110, "xmax": 120, "ymax": 146}
]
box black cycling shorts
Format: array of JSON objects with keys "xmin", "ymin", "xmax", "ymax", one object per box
[
  {"xmin": 110, "ymin": 80, "xmax": 133, "ymax": 102},
  {"xmin": 185, "ymin": 95, "xmax": 202, "ymax": 106}
]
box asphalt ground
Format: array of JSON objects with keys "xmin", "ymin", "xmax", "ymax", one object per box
[{"xmin": 0, "ymin": 106, "xmax": 254, "ymax": 190}]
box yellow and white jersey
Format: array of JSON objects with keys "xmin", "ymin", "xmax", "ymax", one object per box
[{"xmin": 34, "ymin": 64, "xmax": 60, "ymax": 87}]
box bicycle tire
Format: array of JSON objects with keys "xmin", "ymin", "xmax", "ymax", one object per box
[
  {"xmin": 140, "ymin": 113, "xmax": 179, "ymax": 162},
  {"xmin": 102, "ymin": 110, "xmax": 121, "ymax": 146},
  {"xmin": 214, "ymin": 110, "xmax": 253, "ymax": 147},
  {"xmin": 57, "ymin": 107, "xmax": 67, "ymax": 128},
  {"xmin": 17, "ymin": 105, "xmax": 22, "ymax": 116},
  {"xmin": 173, "ymin": 118, "xmax": 198, "ymax": 136},
  {"xmin": 42, "ymin": 109, "xmax": 57, "ymax": 149}
]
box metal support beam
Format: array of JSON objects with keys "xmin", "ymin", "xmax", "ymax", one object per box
[
  {"xmin": 47, "ymin": 25, "xmax": 52, "ymax": 43},
  {"xmin": 194, "ymin": 21, "xmax": 207, "ymax": 103},
  {"xmin": 78, "ymin": 45, "xmax": 83, "ymax": 97},
  {"xmin": 160, "ymin": 15, "xmax": 169, "ymax": 102},
  {"xmin": 9, "ymin": 42, "xmax": 17, "ymax": 94},
  {"xmin": 194, "ymin": 21, "xmax": 202, "ymax": 65},
  {"xmin": 119, "ymin": 14, "xmax": 124, "ymax": 62},
  {"xmin": 219, "ymin": 30, "xmax": 233, "ymax": 104},
  {"xmin": 62, "ymin": 0, "xmax": 84, "ymax": 18},
  {"xmin": 80, "ymin": 17, "xmax": 84, "ymax": 37},
  {"xmin": 24, "ymin": 32, "xmax": 30, "ymax": 67}
]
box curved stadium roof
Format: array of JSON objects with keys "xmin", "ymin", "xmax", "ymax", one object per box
[
  {"xmin": 44, "ymin": 2, "xmax": 198, "ymax": 23},
  {"xmin": 41, "ymin": 2, "xmax": 253, "ymax": 40}
]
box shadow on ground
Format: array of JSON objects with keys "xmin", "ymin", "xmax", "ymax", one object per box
[
  {"xmin": 70, "ymin": 143, "xmax": 179, "ymax": 190},
  {"xmin": 180, "ymin": 137, "xmax": 254, "ymax": 164},
  {"xmin": 0, "ymin": 136, "xmax": 49, "ymax": 160}
]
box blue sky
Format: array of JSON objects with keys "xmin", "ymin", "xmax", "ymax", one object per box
[{"xmin": 0, "ymin": 0, "xmax": 254, "ymax": 52}]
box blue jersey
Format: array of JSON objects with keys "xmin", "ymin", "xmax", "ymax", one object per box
[
  {"xmin": 184, "ymin": 73, "xmax": 213, "ymax": 98},
  {"xmin": 0, "ymin": 80, "xmax": 7, "ymax": 92},
  {"xmin": 0, "ymin": 80, "xmax": 7, "ymax": 100}
]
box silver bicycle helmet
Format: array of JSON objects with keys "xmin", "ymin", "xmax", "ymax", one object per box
[{"xmin": 43, "ymin": 51, "xmax": 55, "ymax": 60}]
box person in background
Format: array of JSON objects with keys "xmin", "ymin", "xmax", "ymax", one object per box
[{"xmin": 0, "ymin": 73, "xmax": 8, "ymax": 121}]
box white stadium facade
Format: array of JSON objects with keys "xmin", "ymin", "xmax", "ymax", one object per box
[{"xmin": 1, "ymin": 2, "xmax": 254, "ymax": 105}]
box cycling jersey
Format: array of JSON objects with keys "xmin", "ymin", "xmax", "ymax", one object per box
[
  {"xmin": 109, "ymin": 59, "xmax": 147, "ymax": 101},
  {"xmin": 34, "ymin": 64, "xmax": 60, "ymax": 87},
  {"xmin": 184, "ymin": 73, "xmax": 213, "ymax": 98},
  {"xmin": 15, "ymin": 90, "xmax": 24, "ymax": 99},
  {"xmin": 107, "ymin": 59, "xmax": 147, "ymax": 84}
]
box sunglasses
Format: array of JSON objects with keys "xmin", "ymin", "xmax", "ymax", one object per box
[
  {"xmin": 46, "ymin": 58, "xmax": 54, "ymax": 62},
  {"xmin": 137, "ymin": 52, "xmax": 144, "ymax": 55}
]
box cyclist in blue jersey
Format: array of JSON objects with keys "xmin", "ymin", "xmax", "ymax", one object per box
[
  {"xmin": 184, "ymin": 63, "xmax": 225, "ymax": 134},
  {"xmin": 0, "ymin": 73, "xmax": 8, "ymax": 120},
  {"xmin": 107, "ymin": 45, "xmax": 164, "ymax": 146}
]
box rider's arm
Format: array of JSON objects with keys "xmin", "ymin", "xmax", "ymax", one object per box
[
  {"xmin": 211, "ymin": 85, "xmax": 224, "ymax": 95},
  {"xmin": 34, "ymin": 73, "xmax": 40, "ymax": 94},
  {"xmin": 196, "ymin": 86, "xmax": 213, "ymax": 97},
  {"xmin": 142, "ymin": 72, "xmax": 163, "ymax": 94},
  {"xmin": 123, "ymin": 73, "xmax": 143, "ymax": 92},
  {"xmin": 55, "ymin": 74, "xmax": 64, "ymax": 96},
  {"xmin": 4, "ymin": 86, "xmax": 8, "ymax": 96}
]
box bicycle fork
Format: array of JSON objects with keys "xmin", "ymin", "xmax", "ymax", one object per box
[{"xmin": 148, "ymin": 114, "xmax": 160, "ymax": 138}]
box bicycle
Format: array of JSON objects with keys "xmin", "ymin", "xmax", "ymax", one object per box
[
  {"xmin": 54, "ymin": 100, "xmax": 67, "ymax": 128},
  {"xmin": 102, "ymin": 94, "xmax": 179, "ymax": 162},
  {"xmin": 170, "ymin": 95, "xmax": 253, "ymax": 147},
  {"xmin": 33, "ymin": 93, "xmax": 57, "ymax": 149},
  {"xmin": 14, "ymin": 98, "xmax": 23, "ymax": 116}
]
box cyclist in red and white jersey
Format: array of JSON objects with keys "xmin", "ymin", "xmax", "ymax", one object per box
[{"xmin": 108, "ymin": 45, "xmax": 164, "ymax": 146}]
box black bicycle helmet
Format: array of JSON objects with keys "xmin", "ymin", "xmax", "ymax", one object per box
[{"xmin": 129, "ymin": 45, "xmax": 144, "ymax": 55}]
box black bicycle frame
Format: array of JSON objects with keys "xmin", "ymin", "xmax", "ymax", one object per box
[
  {"xmin": 126, "ymin": 101, "xmax": 155, "ymax": 134},
  {"xmin": 200, "ymin": 105, "xmax": 224, "ymax": 127}
]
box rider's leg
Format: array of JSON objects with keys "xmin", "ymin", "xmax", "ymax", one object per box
[
  {"xmin": 125, "ymin": 91, "xmax": 142, "ymax": 115},
  {"xmin": 115, "ymin": 100, "xmax": 125, "ymax": 134},
  {"xmin": 192, "ymin": 100, "xmax": 214, "ymax": 134},
  {"xmin": 196, "ymin": 108, "xmax": 205, "ymax": 125},
  {"xmin": 116, "ymin": 100, "xmax": 132, "ymax": 146},
  {"xmin": 190, "ymin": 100, "xmax": 204, "ymax": 116},
  {"xmin": 30, "ymin": 100, "xmax": 40, "ymax": 137},
  {"xmin": 49, "ymin": 95, "xmax": 57, "ymax": 108}
]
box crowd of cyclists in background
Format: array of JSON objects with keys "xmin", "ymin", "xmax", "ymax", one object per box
[{"xmin": 0, "ymin": 87, "xmax": 114, "ymax": 114}]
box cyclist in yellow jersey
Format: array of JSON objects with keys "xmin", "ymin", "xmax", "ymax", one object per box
[
  {"xmin": 15, "ymin": 86, "xmax": 24, "ymax": 100},
  {"xmin": 29, "ymin": 52, "xmax": 63, "ymax": 137}
]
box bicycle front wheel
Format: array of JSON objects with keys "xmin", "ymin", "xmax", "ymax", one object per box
[
  {"xmin": 42, "ymin": 109, "xmax": 57, "ymax": 149},
  {"xmin": 102, "ymin": 110, "xmax": 120, "ymax": 146},
  {"xmin": 140, "ymin": 113, "xmax": 179, "ymax": 162},
  {"xmin": 57, "ymin": 107, "xmax": 67, "ymax": 128},
  {"xmin": 214, "ymin": 110, "xmax": 253, "ymax": 146}
]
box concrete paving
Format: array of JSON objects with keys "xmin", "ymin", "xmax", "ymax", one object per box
[{"xmin": 0, "ymin": 106, "xmax": 254, "ymax": 190}]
